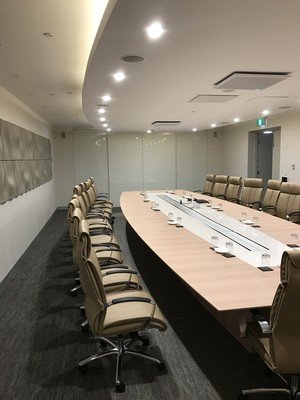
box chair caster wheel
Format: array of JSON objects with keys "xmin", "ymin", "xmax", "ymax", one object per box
[
  {"xmin": 157, "ymin": 362, "xmax": 165, "ymax": 371},
  {"xmin": 81, "ymin": 321, "xmax": 89, "ymax": 332},
  {"xmin": 141, "ymin": 337, "xmax": 150, "ymax": 346},
  {"xmin": 115, "ymin": 382, "xmax": 125, "ymax": 393},
  {"xmin": 79, "ymin": 364, "xmax": 88, "ymax": 374},
  {"xmin": 70, "ymin": 290, "xmax": 77, "ymax": 297},
  {"xmin": 80, "ymin": 307, "xmax": 86, "ymax": 316}
]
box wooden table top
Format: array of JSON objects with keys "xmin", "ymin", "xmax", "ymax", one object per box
[{"xmin": 120, "ymin": 190, "xmax": 300, "ymax": 312}]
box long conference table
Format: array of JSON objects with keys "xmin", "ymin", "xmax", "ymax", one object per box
[{"xmin": 120, "ymin": 190, "xmax": 300, "ymax": 349}]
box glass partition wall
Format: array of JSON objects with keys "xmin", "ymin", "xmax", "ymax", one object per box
[{"xmin": 73, "ymin": 130, "xmax": 206, "ymax": 206}]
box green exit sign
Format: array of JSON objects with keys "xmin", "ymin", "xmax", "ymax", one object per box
[{"xmin": 256, "ymin": 117, "xmax": 267, "ymax": 126}]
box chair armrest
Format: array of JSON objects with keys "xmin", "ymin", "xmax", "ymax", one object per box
[
  {"xmin": 101, "ymin": 264, "xmax": 129, "ymax": 270},
  {"xmin": 260, "ymin": 205, "xmax": 276, "ymax": 212},
  {"xmin": 95, "ymin": 247, "xmax": 122, "ymax": 253},
  {"xmin": 89, "ymin": 229, "xmax": 112, "ymax": 236},
  {"xmin": 249, "ymin": 201, "xmax": 261, "ymax": 209},
  {"xmin": 215, "ymin": 194, "xmax": 226, "ymax": 199},
  {"xmin": 110, "ymin": 296, "xmax": 154, "ymax": 306},
  {"xmin": 202, "ymin": 191, "xmax": 213, "ymax": 196},
  {"xmin": 103, "ymin": 270, "xmax": 137, "ymax": 276},
  {"xmin": 287, "ymin": 211, "xmax": 300, "ymax": 221},
  {"xmin": 250, "ymin": 309, "xmax": 271, "ymax": 334},
  {"xmin": 227, "ymin": 197, "xmax": 240, "ymax": 204}
]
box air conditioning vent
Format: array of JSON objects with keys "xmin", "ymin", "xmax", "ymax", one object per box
[
  {"xmin": 151, "ymin": 120, "xmax": 181, "ymax": 126},
  {"xmin": 189, "ymin": 94, "xmax": 238, "ymax": 103},
  {"xmin": 214, "ymin": 71, "xmax": 291, "ymax": 90}
]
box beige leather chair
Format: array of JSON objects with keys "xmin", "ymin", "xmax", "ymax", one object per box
[
  {"xmin": 69, "ymin": 197, "xmax": 113, "ymax": 234},
  {"xmin": 86, "ymin": 176, "xmax": 114, "ymax": 206},
  {"xmin": 194, "ymin": 173, "xmax": 216, "ymax": 196},
  {"xmin": 212, "ymin": 175, "xmax": 229, "ymax": 199},
  {"xmin": 225, "ymin": 176, "xmax": 243, "ymax": 202},
  {"xmin": 259, "ymin": 179, "xmax": 282, "ymax": 215},
  {"xmin": 275, "ymin": 182, "xmax": 300, "ymax": 223},
  {"xmin": 241, "ymin": 250, "xmax": 300, "ymax": 399},
  {"xmin": 77, "ymin": 220, "xmax": 167, "ymax": 392},
  {"xmin": 76, "ymin": 219, "xmax": 140, "ymax": 292},
  {"xmin": 72, "ymin": 208, "xmax": 124, "ymax": 266},
  {"xmin": 240, "ymin": 178, "xmax": 263, "ymax": 209}
]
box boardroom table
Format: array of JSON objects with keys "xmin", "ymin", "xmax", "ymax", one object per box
[{"xmin": 120, "ymin": 190, "xmax": 300, "ymax": 349}]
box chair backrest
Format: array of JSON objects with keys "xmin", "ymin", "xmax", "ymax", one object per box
[
  {"xmin": 73, "ymin": 184, "xmax": 82, "ymax": 196},
  {"xmin": 240, "ymin": 178, "xmax": 263, "ymax": 208},
  {"xmin": 76, "ymin": 220, "xmax": 108, "ymax": 335},
  {"xmin": 262, "ymin": 179, "xmax": 281, "ymax": 208},
  {"xmin": 202, "ymin": 174, "xmax": 215, "ymax": 195},
  {"xmin": 212, "ymin": 175, "xmax": 228, "ymax": 198},
  {"xmin": 276, "ymin": 182, "xmax": 300, "ymax": 221},
  {"xmin": 269, "ymin": 250, "xmax": 300, "ymax": 373},
  {"xmin": 226, "ymin": 176, "xmax": 242, "ymax": 202},
  {"xmin": 67, "ymin": 197, "xmax": 80, "ymax": 223}
]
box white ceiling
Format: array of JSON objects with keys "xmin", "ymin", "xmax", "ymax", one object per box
[{"xmin": 1, "ymin": 0, "xmax": 300, "ymax": 133}]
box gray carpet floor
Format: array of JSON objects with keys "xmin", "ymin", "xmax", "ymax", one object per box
[{"xmin": 0, "ymin": 209, "xmax": 286, "ymax": 399}]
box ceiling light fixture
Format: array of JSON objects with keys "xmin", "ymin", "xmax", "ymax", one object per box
[
  {"xmin": 100, "ymin": 117, "xmax": 106, "ymax": 122},
  {"xmin": 98, "ymin": 108, "xmax": 105, "ymax": 114},
  {"xmin": 233, "ymin": 117, "xmax": 240, "ymax": 123},
  {"xmin": 113, "ymin": 71, "xmax": 125, "ymax": 82},
  {"xmin": 107, "ymin": 128, "xmax": 111, "ymax": 132},
  {"xmin": 103, "ymin": 123, "xmax": 108, "ymax": 128},
  {"xmin": 146, "ymin": 22, "xmax": 164, "ymax": 39},
  {"xmin": 262, "ymin": 109, "xmax": 269, "ymax": 115},
  {"xmin": 102, "ymin": 95, "xmax": 111, "ymax": 102},
  {"xmin": 263, "ymin": 130, "xmax": 273, "ymax": 134},
  {"xmin": 192, "ymin": 128, "xmax": 197, "ymax": 132},
  {"xmin": 211, "ymin": 123, "xmax": 217, "ymax": 128}
]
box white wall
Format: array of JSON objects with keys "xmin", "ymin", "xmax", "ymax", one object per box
[{"xmin": 0, "ymin": 86, "xmax": 56, "ymax": 282}]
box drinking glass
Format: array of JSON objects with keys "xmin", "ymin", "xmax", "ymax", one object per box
[
  {"xmin": 176, "ymin": 216, "xmax": 183, "ymax": 226},
  {"xmin": 211, "ymin": 235, "xmax": 219, "ymax": 248},
  {"xmin": 261, "ymin": 253, "xmax": 271, "ymax": 267},
  {"xmin": 168, "ymin": 212, "xmax": 174, "ymax": 221},
  {"xmin": 291, "ymin": 233, "xmax": 299, "ymax": 245},
  {"xmin": 241, "ymin": 211, "xmax": 247, "ymax": 221},
  {"xmin": 225, "ymin": 241, "xmax": 233, "ymax": 254}
]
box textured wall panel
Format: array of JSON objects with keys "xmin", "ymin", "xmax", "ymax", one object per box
[
  {"xmin": 0, "ymin": 160, "xmax": 6, "ymax": 204},
  {"xmin": 1, "ymin": 120, "xmax": 14, "ymax": 160},
  {"xmin": 0, "ymin": 118, "xmax": 52, "ymax": 204},
  {"xmin": 0, "ymin": 120, "xmax": 3, "ymax": 160},
  {"xmin": 20, "ymin": 128, "xmax": 34, "ymax": 159},
  {"xmin": 3, "ymin": 161, "xmax": 16, "ymax": 201}
]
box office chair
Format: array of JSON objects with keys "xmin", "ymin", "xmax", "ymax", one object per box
[
  {"xmin": 225, "ymin": 176, "xmax": 243, "ymax": 202},
  {"xmin": 259, "ymin": 179, "xmax": 282, "ymax": 215},
  {"xmin": 240, "ymin": 178, "xmax": 263, "ymax": 209},
  {"xmin": 76, "ymin": 219, "xmax": 140, "ymax": 292},
  {"xmin": 275, "ymin": 182, "xmax": 300, "ymax": 223},
  {"xmin": 68, "ymin": 197, "xmax": 113, "ymax": 234},
  {"xmin": 241, "ymin": 250, "xmax": 300, "ymax": 399},
  {"xmin": 194, "ymin": 173, "xmax": 215, "ymax": 196},
  {"xmin": 76, "ymin": 220, "xmax": 167, "ymax": 392},
  {"xmin": 87, "ymin": 176, "xmax": 114, "ymax": 206},
  {"xmin": 212, "ymin": 174, "xmax": 229, "ymax": 199}
]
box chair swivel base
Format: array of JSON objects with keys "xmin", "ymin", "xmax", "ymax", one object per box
[
  {"xmin": 78, "ymin": 334, "xmax": 165, "ymax": 392},
  {"xmin": 241, "ymin": 374, "xmax": 300, "ymax": 399}
]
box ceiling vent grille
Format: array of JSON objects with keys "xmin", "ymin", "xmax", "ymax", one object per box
[
  {"xmin": 214, "ymin": 71, "xmax": 291, "ymax": 90},
  {"xmin": 189, "ymin": 94, "xmax": 238, "ymax": 103},
  {"xmin": 151, "ymin": 120, "xmax": 181, "ymax": 126}
]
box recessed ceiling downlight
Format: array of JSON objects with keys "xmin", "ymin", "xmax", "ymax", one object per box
[
  {"xmin": 146, "ymin": 22, "xmax": 164, "ymax": 39},
  {"xmin": 121, "ymin": 55, "xmax": 144, "ymax": 63}
]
